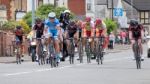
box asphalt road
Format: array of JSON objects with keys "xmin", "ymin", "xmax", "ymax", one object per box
[{"xmin": 0, "ymin": 45, "xmax": 150, "ymax": 84}]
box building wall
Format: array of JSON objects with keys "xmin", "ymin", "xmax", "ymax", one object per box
[
  {"xmin": 122, "ymin": 1, "xmax": 139, "ymax": 21},
  {"xmin": 68, "ymin": 0, "xmax": 86, "ymax": 16},
  {"xmin": 0, "ymin": 0, "xmax": 11, "ymax": 19}
]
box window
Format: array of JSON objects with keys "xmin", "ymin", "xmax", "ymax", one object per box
[
  {"xmin": 38, "ymin": 0, "xmax": 43, "ymax": 6},
  {"xmin": 140, "ymin": 11, "xmax": 150, "ymax": 24},
  {"xmin": 87, "ymin": 0, "xmax": 92, "ymax": 11},
  {"xmin": 87, "ymin": 3, "xmax": 92, "ymax": 11},
  {"xmin": 96, "ymin": 0, "xmax": 107, "ymax": 5}
]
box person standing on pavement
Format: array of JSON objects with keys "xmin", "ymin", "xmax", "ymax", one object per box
[
  {"xmin": 109, "ymin": 32, "xmax": 115, "ymax": 49},
  {"xmin": 120, "ymin": 30, "xmax": 127, "ymax": 45}
]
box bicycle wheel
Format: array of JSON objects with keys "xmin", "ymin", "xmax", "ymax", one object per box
[
  {"xmin": 97, "ymin": 54, "xmax": 100, "ymax": 65},
  {"xmin": 85, "ymin": 42, "xmax": 91, "ymax": 63},
  {"xmin": 16, "ymin": 47, "xmax": 21, "ymax": 64},
  {"xmin": 100, "ymin": 53, "xmax": 104, "ymax": 64},
  {"xmin": 134, "ymin": 42, "xmax": 141, "ymax": 69},
  {"xmin": 50, "ymin": 56, "xmax": 54, "ymax": 68},
  {"xmin": 79, "ymin": 40, "xmax": 83, "ymax": 63}
]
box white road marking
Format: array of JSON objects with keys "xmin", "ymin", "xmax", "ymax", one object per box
[{"xmin": 3, "ymin": 56, "xmax": 131, "ymax": 77}]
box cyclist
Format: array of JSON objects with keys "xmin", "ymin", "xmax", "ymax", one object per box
[
  {"xmin": 82, "ymin": 16, "xmax": 95, "ymax": 53},
  {"xmin": 14, "ymin": 26, "xmax": 24, "ymax": 56},
  {"xmin": 64, "ymin": 21, "xmax": 78, "ymax": 54},
  {"xmin": 129, "ymin": 20, "xmax": 144, "ymax": 60},
  {"xmin": 32, "ymin": 18, "xmax": 45, "ymax": 61},
  {"xmin": 59, "ymin": 10, "xmax": 71, "ymax": 61},
  {"xmin": 59, "ymin": 10, "xmax": 71, "ymax": 30},
  {"xmin": 44, "ymin": 12, "xmax": 61, "ymax": 63},
  {"xmin": 94, "ymin": 19, "xmax": 108, "ymax": 52}
]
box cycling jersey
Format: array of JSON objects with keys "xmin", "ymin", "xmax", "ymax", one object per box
[
  {"xmin": 67, "ymin": 22, "xmax": 78, "ymax": 38},
  {"xmin": 129, "ymin": 24, "xmax": 143, "ymax": 39},
  {"xmin": 14, "ymin": 29, "xmax": 24, "ymax": 43},
  {"xmin": 33, "ymin": 23, "xmax": 44, "ymax": 38},
  {"xmin": 95, "ymin": 21, "xmax": 106, "ymax": 37},
  {"xmin": 82, "ymin": 21, "xmax": 94, "ymax": 37},
  {"xmin": 44, "ymin": 18, "xmax": 60, "ymax": 39}
]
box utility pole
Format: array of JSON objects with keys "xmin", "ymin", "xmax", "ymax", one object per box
[
  {"xmin": 32, "ymin": 0, "xmax": 35, "ymax": 28},
  {"xmin": 112, "ymin": 0, "xmax": 114, "ymax": 20}
]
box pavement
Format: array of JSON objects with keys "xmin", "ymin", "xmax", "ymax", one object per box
[{"xmin": 0, "ymin": 44, "xmax": 131, "ymax": 63}]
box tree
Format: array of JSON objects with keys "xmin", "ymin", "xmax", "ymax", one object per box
[
  {"xmin": 104, "ymin": 18, "xmax": 118, "ymax": 34},
  {"xmin": 18, "ymin": 20, "xmax": 31, "ymax": 34},
  {"xmin": 1, "ymin": 20, "xmax": 30, "ymax": 34},
  {"xmin": 1, "ymin": 20, "xmax": 19, "ymax": 30},
  {"xmin": 23, "ymin": 4, "xmax": 69, "ymax": 26},
  {"xmin": 23, "ymin": 12, "xmax": 32, "ymax": 27}
]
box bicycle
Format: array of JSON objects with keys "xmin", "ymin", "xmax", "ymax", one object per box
[
  {"xmin": 85, "ymin": 37, "xmax": 92, "ymax": 63},
  {"xmin": 37, "ymin": 38, "xmax": 46, "ymax": 65},
  {"xmin": 67, "ymin": 38, "xmax": 75, "ymax": 64},
  {"xmin": 15, "ymin": 41, "xmax": 21, "ymax": 64},
  {"xmin": 47, "ymin": 37, "xmax": 59, "ymax": 67},
  {"xmin": 78, "ymin": 37, "xmax": 83, "ymax": 63},
  {"xmin": 78, "ymin": 29, "xmax": 83, "ymax": 63},
  {"xmin": 133, "ymin": 38, "xmax": 142, "ymax": 69},
  {"xmin": 95, "ymin": 36, "xmax": 105, "ymax": 65}
]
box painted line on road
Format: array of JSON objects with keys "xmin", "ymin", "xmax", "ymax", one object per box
[{"xmin": 3, "ymin": 57, "xmax": 131, "ymax": 77}]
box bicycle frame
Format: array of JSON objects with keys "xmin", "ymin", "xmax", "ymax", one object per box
[
  {"xmin": 85, "ymin": 37, "xmax": 92, "ymax": 63},
  {"xmin": 96, "ymin": 36, "xmax": 105, "ymax": 65},
  {"xmin": 67, "ymin": 38, "xmax": 75, "ymax": 64},
  {"xmin": 48, "ymin": 37, "xmax": 59, "ymax": 67}
]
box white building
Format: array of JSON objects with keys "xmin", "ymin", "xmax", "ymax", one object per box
[{"xmin": 27, "ymin": 0, "xmax": 68, "ymax": 12}]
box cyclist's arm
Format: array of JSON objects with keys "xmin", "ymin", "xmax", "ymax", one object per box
[
  {"xmin": 140, "ymin": 25, "xmax": 144, "ymax": 39},
  {"xmin": 55, "ymin": 19, "xmax": 61, "ymax": 30},
  {"xmin": 101, "ymin": 21, "xmax": 107, "ymax": 37},
  {"xmin": 128, "ymin": 26, "xmax": 133, "ymax": 40}
]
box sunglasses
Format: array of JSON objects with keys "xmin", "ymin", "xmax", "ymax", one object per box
[{"xmin": 49, "ymin": 17, "xmax": 55, "ymax": 19}]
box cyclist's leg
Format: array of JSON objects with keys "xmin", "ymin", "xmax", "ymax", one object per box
[
  {"xmin": 73, "ymin": 31, "xmax": 78, "ymax": 52},
  {"xmin": 35, "ymin": 39, "xmax": 40, "ymax": 60},
  {"xmin": 131, "ymin": 39, "xmax": 136, "ymax": 59},
  {"xmin": 66, "ymin": 32, "xmax": 72, "ymax": 54},
  {"xmin": 103, "ymin": 36, "xmax": 108, "ymax": 51},
  {"xmin": 17, "ymin": 36, "xmax": 23, "ymax": 56},
  {"xmin": 138, "ymin": 39, "xmax": 144, "ymax": 60},
  {"xmin": 53, "ymin": 30, "xmax": 61, "ymax": 62},
  {"xmin": 58, "ymin": 28, "xmax": 64, "ymax": 51}
]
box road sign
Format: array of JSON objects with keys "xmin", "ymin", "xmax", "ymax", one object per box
[{"xmin": 114, "ymin": 8, "xmax": 123, "ymax": 16}]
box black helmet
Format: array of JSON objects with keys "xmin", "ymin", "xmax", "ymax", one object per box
[
  {"xmin": 16, "ymin": 26, "xmax": 22, "ymax": 29},
  {"xmin": 35, "ymin": 18, "xmax": 42, "ymax": 23},
  {"xmin": 130, "ymin": 19, "xmax": 138, "ymax": 26}
]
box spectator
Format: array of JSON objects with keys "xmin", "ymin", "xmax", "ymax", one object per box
[
  {"xmin": 120, "ymin": 30, "xmax": 127, "ymax": 45},
  {"xmin": 109, "ymin": 32, "xmax": 115, "ymax": 49}
]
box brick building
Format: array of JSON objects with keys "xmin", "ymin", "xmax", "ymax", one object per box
[{"xmin": 0, "ymin": 0, "xmax": 11, "ymax": 20}]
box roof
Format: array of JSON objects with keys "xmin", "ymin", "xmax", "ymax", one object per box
[{"xmin": 123, "ymin": 0, "xmax": 150, "ymax": 10}]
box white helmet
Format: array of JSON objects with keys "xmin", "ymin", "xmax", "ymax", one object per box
[
  {"xmin": 48, "ymin": 12, "xmax": 56, "ymax": 18},
  {"xmin": 64, "ymin": 10, "xmax": 70, "ymax": 13}
]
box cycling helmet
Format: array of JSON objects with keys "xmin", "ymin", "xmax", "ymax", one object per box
[
  {"xmin": 48, "ymin": 12, "xmax": 56, "ymax": 18},
  {"xmin": 64, "ymin": 10, "xmax": 70, "ymax": 14},
  {"xmin": 130, "ymin": 19, "xmax": 138, "ymax": 26},
  {"xmin": 16, "ymin": 26, "xmax": 22, "ymax": 29},
  {"xmin": 35, "ymin": 18, "xmax": 42, "ymax": 23},
  {"xmin": 95, "ymin": 18, "xmax": 102, "ymax": 25},
  {"xmin": 85, "ymin": 16, "xmax": 91, "ymax": 22}
]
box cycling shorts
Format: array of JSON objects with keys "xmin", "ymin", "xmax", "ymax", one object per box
[
  {"xmin": 16, "ymin": 35, "xmax": 23, "ymax": 44},
  {"xmin": 48, "ymin": 29, "xmax": 58, "ymax": 40}
]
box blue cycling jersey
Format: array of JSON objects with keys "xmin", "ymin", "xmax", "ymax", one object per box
[{"xmin": 44, "ymin": 18, "xmax": 60, "ymax": 30}]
